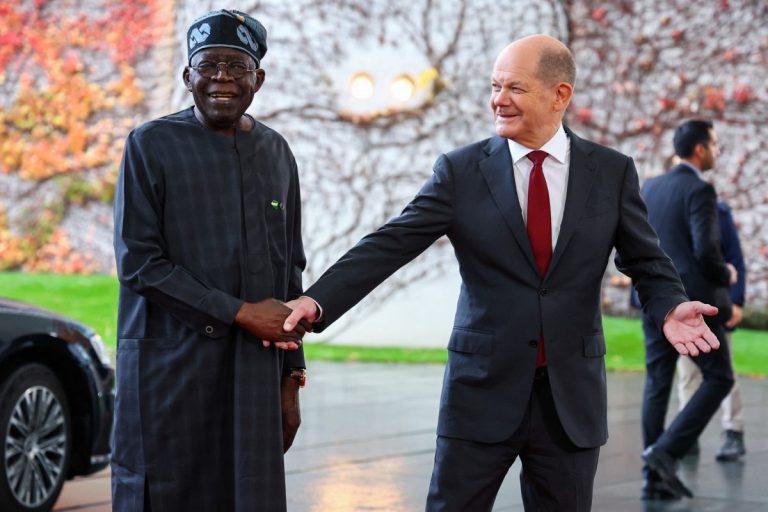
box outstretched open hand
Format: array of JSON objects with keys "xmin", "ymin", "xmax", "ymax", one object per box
[{"xmin": 662, "ymin": 301, "xmax": 720, "ymax": 357}]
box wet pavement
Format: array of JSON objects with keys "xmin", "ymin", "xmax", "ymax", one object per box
[{"xmin": 56, "ymin": 362, "xmax": 767, "ymax": 511}]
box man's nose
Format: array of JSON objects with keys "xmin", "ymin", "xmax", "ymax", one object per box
[
  {"xmin": 212, "ymin": 63, "xmax": 236, "ymax": 80},
  {"xmin": 493, "ymin": 89, "xmax": 511, "ymax": 106}
]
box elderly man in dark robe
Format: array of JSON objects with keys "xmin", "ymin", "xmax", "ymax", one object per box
[{"xmin": 112, "ymin": 9, "xmax": 309, "ymax": 511}]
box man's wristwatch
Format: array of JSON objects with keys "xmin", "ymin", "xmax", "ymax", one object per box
[{"xmin": 286, "ymin": 368, "xmax": 307, "ymax": 388}]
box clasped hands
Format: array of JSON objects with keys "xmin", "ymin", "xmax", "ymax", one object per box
[{"xmin": 234, "ymin": 297, "xmax": 320, "ymax": 350}]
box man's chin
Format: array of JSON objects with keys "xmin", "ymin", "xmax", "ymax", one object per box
[
  {"xmin": 495, "ymin": 125, "xmax": 517, "ymax": 139},
  {"xmin": 199, "ymin": 109, "xmax": 246, "ymax": 130}
]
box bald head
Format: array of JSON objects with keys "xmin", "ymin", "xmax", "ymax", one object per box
[{"xmin": 496, "ymin": 35, "xmax": 576, "ymax": 87}]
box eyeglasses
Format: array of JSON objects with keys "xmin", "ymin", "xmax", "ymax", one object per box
[{"xmin": 190, "ymin": 61, "xmax": 256, "ymax": 79}]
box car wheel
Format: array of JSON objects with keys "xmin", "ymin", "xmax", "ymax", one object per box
[{"xmin": 0, "ymin": 364, "xmax": 71, "ymax": 512}]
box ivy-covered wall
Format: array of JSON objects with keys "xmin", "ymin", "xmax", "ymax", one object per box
[
  {"xmin": 1, "ymin": 0, "xmax": 766, "ymax": 312},
  {"xmin": 0, "ymin": 0, "xmax": 173, "ymax": 273}
]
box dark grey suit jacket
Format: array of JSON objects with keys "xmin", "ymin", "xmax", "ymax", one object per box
[
  {"xmin": 307, "ymin": 127, "xmax": 686, "ymax": 448},
  {"xmin": 640, "ymin": 164, "xmax": 732, "ymax": 323}
]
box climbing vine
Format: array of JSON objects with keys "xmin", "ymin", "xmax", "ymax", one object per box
[{"xmin": 0, "ymin": 0, "xmax": 169, "ymax": 272}]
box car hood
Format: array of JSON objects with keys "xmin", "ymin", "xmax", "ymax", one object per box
[{"xmin": 0, "ymin": 297, "xmax": 93, "ymax": 335}]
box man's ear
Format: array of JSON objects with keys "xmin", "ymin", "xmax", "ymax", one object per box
[
  {"xmin": 693, "ymin": 142, "xmax": 707, "ymax": 159},
  {"xmin": 253, "ymin": 68, "xmax": 266, "ymax": 93},
  {"xmin": 553, "ymin": 82, "xmax": 574, "ymax": 113},
  {"xmin": 182, "ymin": 67, "xmax": 192, "ymax": 90}
]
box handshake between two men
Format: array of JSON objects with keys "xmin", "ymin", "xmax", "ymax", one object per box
[{"xmin": 234, "ymin": 296, "xmax": 321, "ymax": 350}]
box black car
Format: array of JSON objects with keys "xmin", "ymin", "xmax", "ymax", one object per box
[{"xmin": 0, "ymin": 297, "xmax": 114, "ymax": 512}]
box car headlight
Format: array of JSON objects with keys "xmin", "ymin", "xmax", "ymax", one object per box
[{"xmin": 89, "ymin": 333, "xmax": 112, "ymax": 367}]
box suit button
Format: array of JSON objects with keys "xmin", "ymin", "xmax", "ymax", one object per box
[
  {"xmin": 205, "ymin": 325, "xmax": 214, "ymax": 335},
  {"xmin": 539, "ymin": 288, "xmax": 548, "ymax": 296},
  {"xmin": 528, "ymin": 339, "xmax": 538, "ymax": 348}
]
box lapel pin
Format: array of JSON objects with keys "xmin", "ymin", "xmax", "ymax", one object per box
[{"xmin": 270, "ymin": 200, "xmax": 283, "ymax": 210}]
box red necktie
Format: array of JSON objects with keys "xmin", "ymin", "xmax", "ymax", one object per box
[{"xmin": 527, "ymin": 150, "xmax": 551, "ymax": 367}]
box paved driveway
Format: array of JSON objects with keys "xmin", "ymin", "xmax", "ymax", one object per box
[{"xmin": 56, "ymin": 362, "xmax": 768, "ymax": 511}]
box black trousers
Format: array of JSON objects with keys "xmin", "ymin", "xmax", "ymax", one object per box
[
  {"xmin": 641, "ymin": 314, "xmax": 734, "ymax": 458},
  {"xmin": 426, "ymin": 370, "xmax": 600, "ymax": 512}
]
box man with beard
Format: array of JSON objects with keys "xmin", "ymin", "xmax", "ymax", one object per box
[{"xmin": 639, "ymin": 120, "xmax": 735, "ymax": 499}]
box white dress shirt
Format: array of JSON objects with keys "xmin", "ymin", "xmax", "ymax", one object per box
[{"xmin": 507, "ymin": 124, "xmax": 570, "ymax": 249}]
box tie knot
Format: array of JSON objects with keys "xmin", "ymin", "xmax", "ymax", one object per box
[{"xmin": 527, "ymin": 150, "xmax": 548, "ymax": 166}]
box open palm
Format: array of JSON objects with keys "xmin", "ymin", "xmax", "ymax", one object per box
[{"xmin": 662, "ymin": 301, "xmax": 721, "ymax": 356}]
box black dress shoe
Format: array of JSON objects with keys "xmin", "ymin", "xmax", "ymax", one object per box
[
  {"xmin": 641, "ymin": 477, "xmax": 682, "ymax": 500},
  {"xmin": 642, "ymin": 445, "xmax": 693, "ymax": 498},
  {"xmin": 716, "ymin": 430, "xmax": 746, "ymax": 461}
]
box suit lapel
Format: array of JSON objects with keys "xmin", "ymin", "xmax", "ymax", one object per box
[
  {"xmin": 548, "ymin": 127, "xmax": 597, "ymax": 273},
  {"xmin": 478, "ymin": 136, "xmax": 539, "ymax": 274}
]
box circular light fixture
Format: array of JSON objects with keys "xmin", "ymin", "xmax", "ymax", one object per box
[
  {"xmin": 348, "ymin": 72, "xmax": 375, "ymax": 99},
  {"xmin": 333, "ymin": 45, "xmax": 435, "ymax": 119},
  {"xmin": 390, "ymin": 75, "xmax": 415, "ymax": 102}
]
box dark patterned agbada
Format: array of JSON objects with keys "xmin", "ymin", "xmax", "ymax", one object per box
[{"xmin": 112, "ymin": 107, "xmax": 305, "ymax": 511}]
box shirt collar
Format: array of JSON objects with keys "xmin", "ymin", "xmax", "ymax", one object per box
[
  {"xmin": 507, "ymin": 124, "xmax": 568, "ymax": 165},
  {"xmin": 680, "ymin": 160, "xmax": 704, "ymax": 179}
]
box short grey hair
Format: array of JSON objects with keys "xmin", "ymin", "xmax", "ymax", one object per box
[{"xmin": 537, "ymin": 46, "xmax": 576, "ymax": 86}]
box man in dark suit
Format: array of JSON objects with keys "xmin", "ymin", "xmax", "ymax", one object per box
[
  {"xmin": 282, "ymin": 35, "xmax": 721, "ymax": 511},
  {"xmin": 676, "ymin": 199, "xmax": 747, "ymax": 461},
  {"xmin": 113, "ymin": 10, "xmax": 310, "ymax": 511},
  {"xmin": 639, "ymin": 120, "xmax": 735, "ymax": 499}
]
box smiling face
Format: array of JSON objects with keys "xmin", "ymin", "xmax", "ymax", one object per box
[
  {"xmin": 183, "ymin": 47, "xmax": 265, "ymax": 134},
  {"xmin": 489, "ymin": 36, "xmax": 573, "ymax": 148}
]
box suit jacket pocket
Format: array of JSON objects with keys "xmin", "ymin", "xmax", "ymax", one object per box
[
  {"xmin": 447, "ymin": 328, "xmax": 494, "ymax": 355},
  {"xmin": 447, "ymin": 328, "xmax": 493, "ymax": 384},
  {"xmin": 583, "ymin": 333, "xmax": 606, "ymax": 357},
  {"xmin": 265, "ymin": 202, "xmax": 287, "ymax": 257}
]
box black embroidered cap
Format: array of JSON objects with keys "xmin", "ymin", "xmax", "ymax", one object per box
[{"xmin": 187, "ymin": 9, "xmax": 268, "ymax": 67}]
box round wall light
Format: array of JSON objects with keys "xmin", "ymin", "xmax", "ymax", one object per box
[
  {"xmin": 333, "ymin": 43, "xmax": 438, "ymax": 119},
  {"xmin": 390, "ymin": 75, "xmax": 415, "ymax": 102},
  {"xmin": 348, "ymin": 72, "xmax": 375, "ymax": 99}
]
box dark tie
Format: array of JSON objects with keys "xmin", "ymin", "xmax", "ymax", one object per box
[{"xmin": 526, "ymin": 150, "xmax": 551, "ymax": 367}]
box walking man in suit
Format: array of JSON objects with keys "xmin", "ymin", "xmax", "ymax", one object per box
[
  {"xmin": 113, "ymin": 10, "xmax": 310, "ymax": 511},
  {"xmin": 676, "ymin": 199, "xmax": 747, "ymax": 461},
  {"xmin": 639, "ymin": 120, "xmax": 735, "ymax": 499},
  {"xmin": 282, "ymin": 35, "xmax": 721, "ymax": 511}
]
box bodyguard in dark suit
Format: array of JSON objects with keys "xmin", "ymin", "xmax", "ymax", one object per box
[
  {"xmin": 283, "ymin": 35, "xmax": 722, "ymax": 511},
  {"xmin": 676, "ymin": 199, "xmax": 748, "ymax": 461},
  {"xmin": 639, "ymin": 120, "xmax": 735, "ymax": 499},
  {"xmin": 113, "ymin": 10, "xmax": 309, "ymax": 511}
]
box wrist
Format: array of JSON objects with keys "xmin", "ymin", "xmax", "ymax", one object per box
[
  {"xmin": 300, "ymin": 295, "xmax": 322, "ymax": 321},
  {"xmin": 233, "ymin": 302, "xmax": 252, "ymax": 328},
  {"xmin": 284, "ymin": 367, "xmax": 307, "ymax": 388}
]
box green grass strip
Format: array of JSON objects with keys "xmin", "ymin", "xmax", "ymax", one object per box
[{"xmin": 304, "ymin": 343, "xmax": 448, "ymax": 364}]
